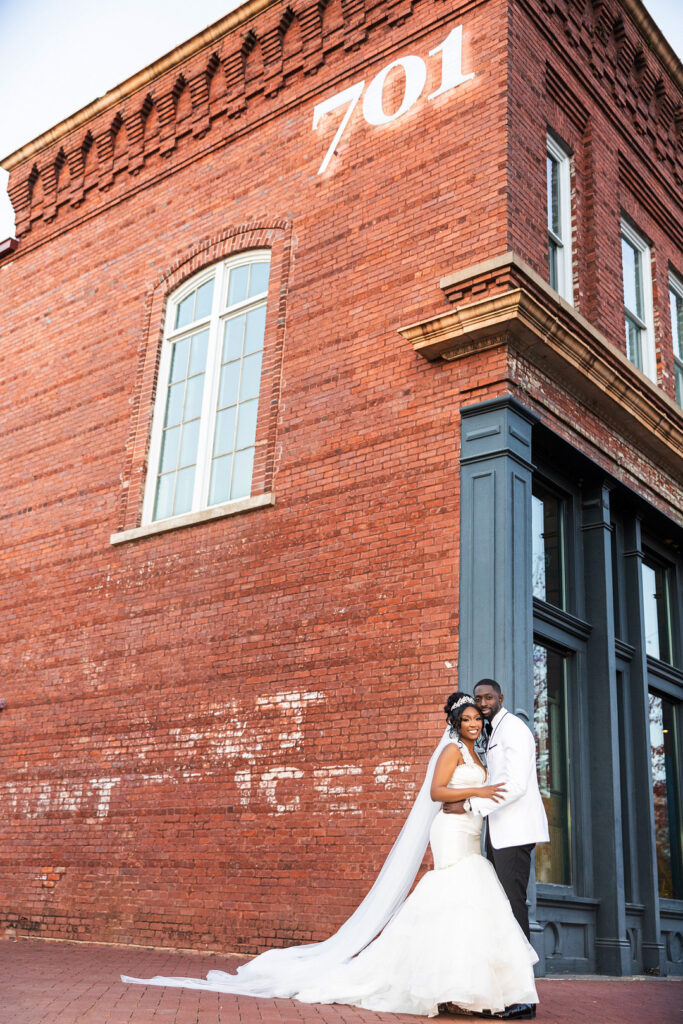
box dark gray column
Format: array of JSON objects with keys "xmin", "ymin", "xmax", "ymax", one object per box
[
  {"xmin": 459, "ymin": 397, "xmax": 537, "ymax": 714},
  {"xmin": 622, "ymin": 516, "xmax": 666, "ymax": 974},
  {"xmin": 581, "ymin": 483, "xmax": 631, "ymax": 975},
  {"xmin": 459, "ymin": 397, "xmax": 544, "ymax": 969}
]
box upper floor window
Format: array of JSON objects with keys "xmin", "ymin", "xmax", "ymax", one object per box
[
  {"xmin": 546, "ymin": 135, "xmax": 573, "ymax": 304},
  {"xmin": 620, "ymin": 220, "xmax": 656, "ymax": 382},
  {"xmin": 143, "ymin": 251, "xmax": 270, "ymax": 524},
  {"xmin": 669, "ymin": 270, "xmax": 683, "ymax": 407}
]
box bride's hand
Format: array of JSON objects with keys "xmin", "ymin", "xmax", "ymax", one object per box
[{"xmin": 479, "ymin": 782, "xmax": 507, "ymax": 802}]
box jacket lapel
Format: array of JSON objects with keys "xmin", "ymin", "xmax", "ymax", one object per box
[{"xmin": 487, "ymin": 709, "xmax": 508, "ymax": 750}]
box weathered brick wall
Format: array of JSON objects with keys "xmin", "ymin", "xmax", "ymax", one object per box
[
  {"xmin": 0, "ymin": 0, "xmax": 509, "ymax": 950},
  {"xmin": 0, "ymin": 0, "xmax": 680, "ymax": 952}
]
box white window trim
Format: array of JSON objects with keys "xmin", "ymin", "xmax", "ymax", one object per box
[
  {"xmin": 620, "ymin": 219, "xmax": 656, "ymax": 383},
  {"xmin": 141, "ymin": 249, "xmax": 271, "ymax": 526},
  {"xmin": 546, "ymin": 134, "xmax": 574, "ymax": 305},
  {"xmin": 669, "ymin": 268, "xmax": 683, "ymax": 407}
]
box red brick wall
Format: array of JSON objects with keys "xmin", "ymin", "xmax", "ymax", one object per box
[
  {"xmin": 0, "ymin": 0, "xmax": 510, "ymax": 951},
  {"xmin": 506, "ymin": 0, "xmax": 682, "ymax": 401},
  {"xmin": 502, "ymin": 0, "xmax": 682, "ymax": 520},
  {"xmin": 0, "ymin": 0, "xmax": 680, "ymax": 952}
]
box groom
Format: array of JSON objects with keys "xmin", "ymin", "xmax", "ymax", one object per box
[{"xmin": 445, "ymin": 678, "xmax": 548, "ymax": 1021}]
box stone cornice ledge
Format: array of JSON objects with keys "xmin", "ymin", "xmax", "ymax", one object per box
[{"xmin": 398, "ymin": 253, "xmax": 683, "ymax": 477}]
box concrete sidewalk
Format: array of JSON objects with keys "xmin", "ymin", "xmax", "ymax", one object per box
[{"xmin": 1, "ymin": 939, "xmax": 680, "ymax": 1024}]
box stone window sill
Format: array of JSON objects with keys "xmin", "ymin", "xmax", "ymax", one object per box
[{"xmin": 110, "ymin": 492, "xmax": 275, "ymax": 545}]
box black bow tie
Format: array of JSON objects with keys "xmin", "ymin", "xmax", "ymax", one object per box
[{"xmin": 483, "ymin": 720, "xmax": 493, "ymax": 742}]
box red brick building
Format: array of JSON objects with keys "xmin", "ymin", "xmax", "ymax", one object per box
[{"xmin": 1, "ymin": 0, "xmax": 681, "ymax": 977}]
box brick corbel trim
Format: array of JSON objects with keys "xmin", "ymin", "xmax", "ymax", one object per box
[
  {"xmin": 1, "ymin": 0, "xmax": 279, "ymax": 172},
  {"xmin": 116, "ymin": 218, "xmax": 292, "ymax": 533},
  {"xmin": 397, "ymin": 252, "xmax": 683, "ymax": 478}
]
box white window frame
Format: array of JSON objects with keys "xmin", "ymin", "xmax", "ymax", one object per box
[
  {"xmin": 142, "ymin": 249, "xmax": 270, "ymax": 526},
  {"xmin": 546, "ymin": 134, "xmax": 574, "ymax": 305},
  {"xmin": 620, "ymin": 219, "xmax": 656, "ymax": 383},
  {"xmin": 669, "ymin": 269, "xmax": 683, "ymax": 407}
]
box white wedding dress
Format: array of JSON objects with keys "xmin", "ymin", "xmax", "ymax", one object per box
[
  {"xmin": 123, "ymin": 736, "xmax": 538, "ymax": 1016},
  {"xmin": 294, "ymin": 745, "xmax": 539, "ymax": 1017}
]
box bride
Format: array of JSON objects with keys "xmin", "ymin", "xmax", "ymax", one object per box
[{"xmin": 123, "ymin": 693, "xmax": 539, "ymax": 1018}]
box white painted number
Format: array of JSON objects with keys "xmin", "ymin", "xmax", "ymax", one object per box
[
  {"xmin": 362, "ymin": 56, "xmax": 427, "ymax": 126},
  {"xmin": 428, "ymin": 26, "xmax": 474, "ymax": 99},
  {"xmin": 313, "ymin": 23, "xmax": 474, "ymax": 174},
  {"xmin": 313, "ymin": 80, "xmax": 365, "ymax": 174}
]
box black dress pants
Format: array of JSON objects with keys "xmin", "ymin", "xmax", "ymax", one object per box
[{"xmin": 485, "ymin": 830, "xmax": 535, "ymax": 940}]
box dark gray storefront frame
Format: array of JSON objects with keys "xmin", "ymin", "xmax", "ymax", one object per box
[{"xmin": 458, "ymin": 396, "xmax": 683, "ymax": 977}]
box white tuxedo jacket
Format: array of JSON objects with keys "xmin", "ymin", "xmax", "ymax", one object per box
[{"xmin": 469, "ymin": 707, "xmax": 549, "ymax": 849}]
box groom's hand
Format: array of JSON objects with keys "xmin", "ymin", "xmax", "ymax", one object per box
[{"xmin": 442, "ymin": 800, "xmax": 466, "ymax": 815}]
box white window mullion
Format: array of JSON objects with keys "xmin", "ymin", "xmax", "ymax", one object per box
[{"xmin": 194, "ymin": 262, "xmax": 225, "ymax": 511}]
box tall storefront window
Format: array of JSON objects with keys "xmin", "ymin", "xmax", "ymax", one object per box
[
  {"xmin": 649, "ymin": 692, "xmax": 683, "ymax": 898},
  {"xmin": 642, "ymin": 558, "xmax": 673, "ymax": 663},
  {"xmin": 534, "ymin": 643, "xmax": 571, "ymax": 885},
  {"xmin": 532, "ymin": 484, "xmax": 566, "ymax": 608}
]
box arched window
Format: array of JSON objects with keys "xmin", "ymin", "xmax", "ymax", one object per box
[{"xmin": 143, "ymin": 251, "xmax": 270, "ymax": 523}]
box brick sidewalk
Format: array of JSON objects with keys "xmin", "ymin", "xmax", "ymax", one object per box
[{"xmin": 1, "ymin": 939, "xmax": 680, "ymax": 1024}]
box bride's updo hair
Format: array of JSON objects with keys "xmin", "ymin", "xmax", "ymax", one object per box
[{"xmin": 444, "ymin": 691, "xmax": 481, "ymax": 738}]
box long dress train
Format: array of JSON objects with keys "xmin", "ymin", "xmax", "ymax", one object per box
[
  {"xmin": 294, "ymin": 744, "xmax": 538, "ymax": 1016},
  {"xmin": 122, "ymin": 735, "xmax": 538, "ymax": 1015}
]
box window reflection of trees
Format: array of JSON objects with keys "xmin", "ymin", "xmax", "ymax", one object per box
[
  {"xmin": 649, "ymin": 692, "xmax": 682, "ymax": 898},
  {"xmin": 534, "ymin": 643, "xmax": 571, "ymax": 885},
  {"xmin": 532, "ymin": 488, "xmax": 565, "ymax": 608}
]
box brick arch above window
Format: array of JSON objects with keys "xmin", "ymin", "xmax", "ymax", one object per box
[{"xmin": 113, "ymin": 219, "xmax": 292, "ymax": 541}]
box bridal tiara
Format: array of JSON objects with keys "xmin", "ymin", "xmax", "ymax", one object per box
[{"xmin": 452, "ymin": 695, "xmax": 476, "ymax": 709}]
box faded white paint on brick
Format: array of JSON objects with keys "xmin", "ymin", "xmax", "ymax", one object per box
[
  {"xmin": 314, "ymin": 764, "xmax": 363, "ymax": 815},
  {"xmin": 259, "ymin": 766, "xmax": 305, "ymax": 812}
]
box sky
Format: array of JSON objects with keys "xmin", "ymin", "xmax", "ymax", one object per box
[{"xmin": 0, "ymin": 0, "xmax": 681, "ymax": 241}]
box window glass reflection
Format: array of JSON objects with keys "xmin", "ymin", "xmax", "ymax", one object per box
[
  {"xmin": 671, "ymin": 282, "xmax": 683, "ymax": 406},
  {"xmin": 534, "ymin": 643, "xmax": 571, "ymax": 885},
  {"xmin": 149, "ymin": 254, "xmax": 270, "ymax": 524},
  {"xmin": 642, "ymin": 559, "xmax": 673, "ymax": 663},
  {"xmin": 532, "ymin": 485, "xmax": 566, "ymax": 608},
  {"xmin": 547, "ymin": 154, "xmax": 560, "ymax": 236},
  {"xmin": 621, "ymin": 236, "xmax": 642, "ymax": 317},
  {"xmin": 649, "ymin": 692, "xmax": 682, "ymax": 898},
  {"xmin": 625, "ymin": 314, "xmax": 643, "ymax": 369}
]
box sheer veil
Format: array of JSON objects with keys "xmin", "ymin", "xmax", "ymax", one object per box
[{"xmin": 122, "ymin": 726, "xmax": 453, "ymax": 997}]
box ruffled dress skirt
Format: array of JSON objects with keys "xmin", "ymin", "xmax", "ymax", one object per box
[{"xmin": 294, "ymin": 810, "xmax": 538, "ymax": 1017}]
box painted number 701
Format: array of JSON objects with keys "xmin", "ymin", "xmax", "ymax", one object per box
[{"xmin": 312, "ymin": 25, "xmax": 474, "ymax": 174}]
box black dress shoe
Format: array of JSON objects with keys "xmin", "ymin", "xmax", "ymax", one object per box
[{"xmin": 496, "ymin": 1005, "xmax": 536, "ymax": 1020}]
